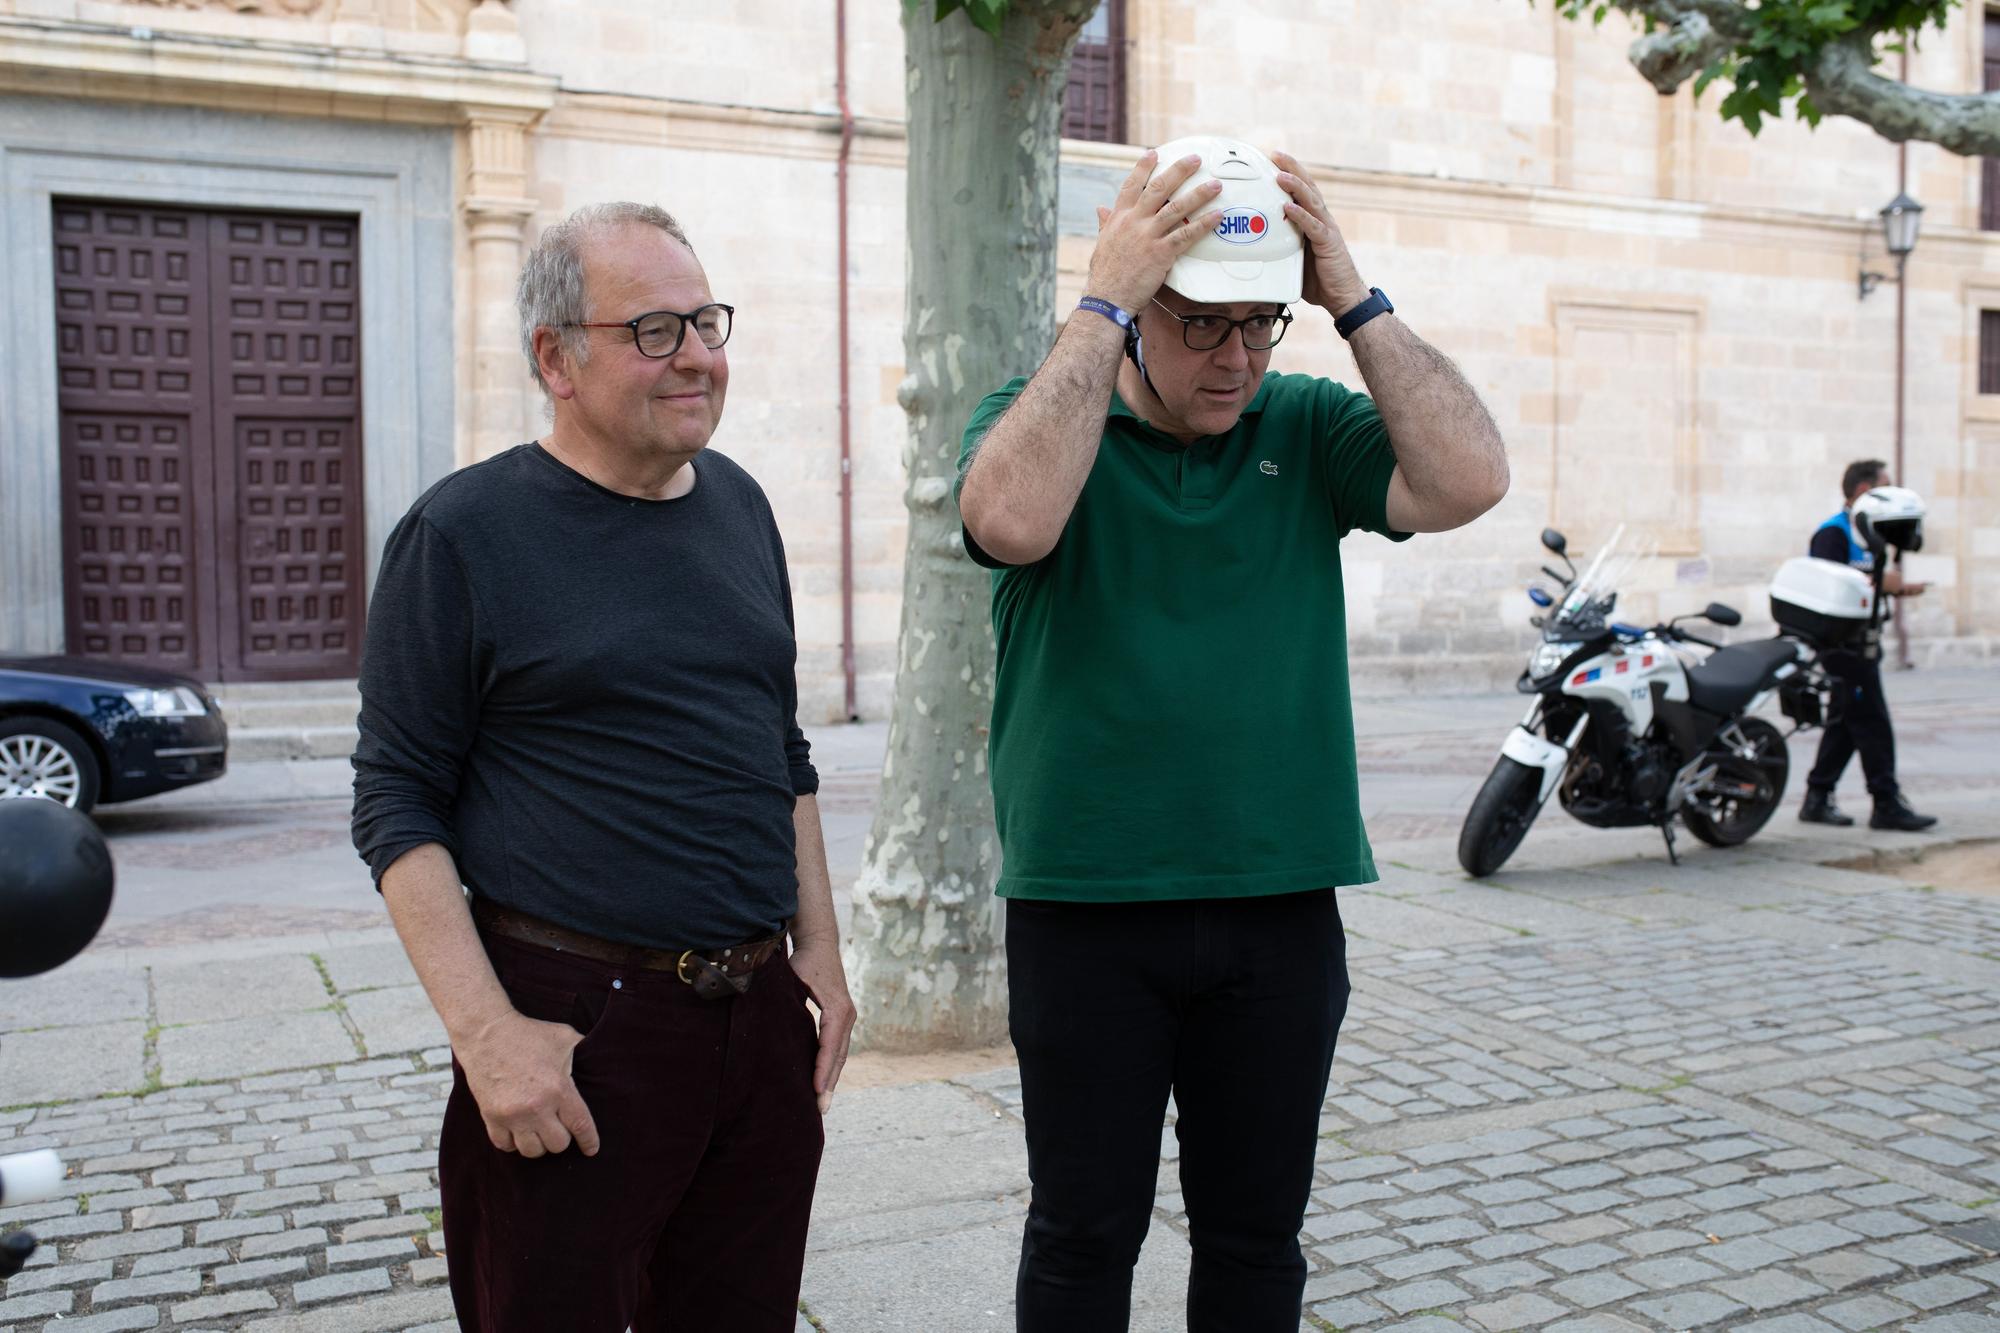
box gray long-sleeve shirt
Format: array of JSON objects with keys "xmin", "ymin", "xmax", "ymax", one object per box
[{"xmin": 350, "ymin": 443, "xmax": 817, "ymax": 950}]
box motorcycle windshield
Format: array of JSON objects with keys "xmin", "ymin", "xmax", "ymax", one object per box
[{"xmin": 1555, "ymin": 525, "xmax": 1654, "ymax": 628}]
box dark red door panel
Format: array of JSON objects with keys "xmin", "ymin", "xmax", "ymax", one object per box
[
  {"xmin": 208, "ymin": 213, "xmax": 365, "ymax": 680},
  {"xmin": 53, "ymin": 201, "xmax": 218, "ymax": 676}
]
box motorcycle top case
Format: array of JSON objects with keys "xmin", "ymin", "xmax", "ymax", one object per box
[{"xmin": 1769, "ymin": 557, "xmax": 1872, "ymax": 647}]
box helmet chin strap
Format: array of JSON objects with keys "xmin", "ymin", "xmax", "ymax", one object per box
[{"xmin": 1123, "ymin": 328, "xmax": 1163, "ymax": 404}]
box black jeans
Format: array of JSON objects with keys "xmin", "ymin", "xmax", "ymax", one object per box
[
  {"xmin": 1807, "ymin": 650, "xmax": 1899, "ymax": 799},
  {"xmin": 1007, "ymin": 888, "xmax": 1349, "ymax": 1333}
]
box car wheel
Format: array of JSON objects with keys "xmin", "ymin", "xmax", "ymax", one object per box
[{"xmin": 0, "ymin": 717, "xmax": 102, "ymax": 813}]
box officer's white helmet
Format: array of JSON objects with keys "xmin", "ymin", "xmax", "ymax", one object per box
[
  {"xmin": 1146, "ymin": 136, "xmax": 1303, "ymax": 306},
  {"xmin": 1851, "ymin": 484, "xmax": 1926, "ymax": 553}
]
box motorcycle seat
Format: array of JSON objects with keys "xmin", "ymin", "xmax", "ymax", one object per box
[{"xmin": 1684, "ymin": 638, "xmax": 1802, "ymax": 716}]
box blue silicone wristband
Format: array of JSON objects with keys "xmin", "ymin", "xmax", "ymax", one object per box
[{"xmin": 1075, "ymin": 296, "xmax": 1136, "ymax": 335}]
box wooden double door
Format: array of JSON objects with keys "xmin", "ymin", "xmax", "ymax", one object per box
[{"xmin": 53, "ymin": 199, "xmax": 366, "ymax": 682}]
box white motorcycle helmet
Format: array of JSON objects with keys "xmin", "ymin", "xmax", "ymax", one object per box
[
  {"xmin": 1851, "ymin": 484, "xmax": 1925, "ymax": 553},
  {"xmin": 1147, "ymin": 136, "xmax": 1304, "ymax": 305}
]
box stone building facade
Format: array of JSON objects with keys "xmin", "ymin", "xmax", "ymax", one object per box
[{"xmin": 1, "ymin": 0, "xmax": 1994, "ymax": 717}]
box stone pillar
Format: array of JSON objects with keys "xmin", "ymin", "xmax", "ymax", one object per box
[{"xmin": 463, "ymin": 112, "xmax": 538, "ymax": 464}]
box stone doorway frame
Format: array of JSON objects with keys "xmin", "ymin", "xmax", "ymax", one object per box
[{"xmin": 0, "ymin": 97, "xmax": 456, "ymax": 658}]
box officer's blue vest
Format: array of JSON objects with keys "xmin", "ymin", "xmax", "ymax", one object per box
[{"xmin": 1816, "ymin": 511, "xmax": 1873, "ymax": 572}]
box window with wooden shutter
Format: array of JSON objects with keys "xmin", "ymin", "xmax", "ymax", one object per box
[{"xmin": 1062, "ymin": 1, "xmax": 1126, "ymax": 144}]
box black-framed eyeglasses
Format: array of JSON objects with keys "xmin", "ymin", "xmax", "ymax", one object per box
[
  {"xmin": 564, "ymin": 303, "xmax": 734, "ymax": 359},
  {"xmin": 1149, "ymin": 299, "xmax": 1292, "ymax": 352}
]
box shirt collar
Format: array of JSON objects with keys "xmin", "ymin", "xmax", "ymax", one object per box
[{"xmin": 1108, "ymin": 374, "xmax": 1275, "ymax": 429}]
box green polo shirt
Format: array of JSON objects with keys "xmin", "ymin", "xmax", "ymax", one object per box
[{"xmin": 955, "ymin": 371, "xmax": 1409, "ymax": 902}]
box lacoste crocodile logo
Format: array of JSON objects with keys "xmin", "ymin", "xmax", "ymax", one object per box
[{"xmin": 1259, "ymin": 460, "xmax": 1278, "ymax": 476}]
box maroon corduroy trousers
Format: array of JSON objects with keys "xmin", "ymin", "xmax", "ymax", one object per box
[{"xmin": 439, "ymin": 931, "xmax": 824, "ymax": 1332}]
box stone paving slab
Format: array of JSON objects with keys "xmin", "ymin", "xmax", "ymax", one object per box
[
  {"xmin": 156, "ymin": 1011, "xmax": 360, "ymax": 1086},
  {"xmin": 800, "ymin": 1214, "xmax": 1196, "ymax": 1333},
  {"xmin": 1567, "ymin": 888, "xmax": 1729, "ymax": 925},
  {"xmin": 340, "ymin": 989, "xmax": 446, "ymax": 1059},
  {"xmin": 809, "ymin": 1083, "xmax": 1028, "ymax": 1251},
  {"xmin": 1382, "ymin": 881, "xmax": 1637, "ymax": 939},
  {"xmin": 316, "ymin": 944, "xmax": 420, "ymax": 997},
  {"xmin": 153, "ymin": 957, "xmax": 330, "ymax": 1029},
  {"xmin": 0, "ymin": 1022, "xmax": 147, "ymax": 1106},
  {"xmin": 1340, "ymin": 891, "xmax": 1524, "ymax": 948},
  {"xmin": 1479, "ymin": 867, "xmax": 1653, "ymax": 900},
  {"xmin": 236, "ymin": 1286, "xmax": 454, "ymax": 1331},
  {"xmin": 0, "ymin": 970, "xmax": 149, "ymax": 1033}
]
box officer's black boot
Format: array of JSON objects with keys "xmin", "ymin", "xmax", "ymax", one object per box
[
  {"xmin": 1799, "ymin": 788, "xmax": 1855, "ymax": 827},
  {"xmin": 1869, "ymin": 793, "xmax": 1938, "ymax": 832}
]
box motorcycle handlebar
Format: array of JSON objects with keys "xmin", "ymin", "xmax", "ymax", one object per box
[{"xmin": 1620, "ymin": 623, "xmax": 1723, "ymax": 652}]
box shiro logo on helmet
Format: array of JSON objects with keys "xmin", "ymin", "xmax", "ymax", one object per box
[{"xmin": 1213, "ymin": 208, "xmax": 1268, "ymax": 245}]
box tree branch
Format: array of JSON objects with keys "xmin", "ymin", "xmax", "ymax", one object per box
[
  {"xmin": 1583, "ymin": 0, "xmax": 2000, "ymax": 158},
  {"xmin": 1590, "ymin": 0, "xmax": 1748, "ymax": 93},
  {"xmin": 1806, "ymin": 35, "xmax": 2000, "ymax": 157},
  {"xmin": 1628, "ymin": 12, "xmax": 1730, "ymax": 94}
]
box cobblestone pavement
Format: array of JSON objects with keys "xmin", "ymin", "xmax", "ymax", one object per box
[
  {"xmin": 2, "ymin": 672, "xmax": 1996, "ymax": 1331},
  {"xmin": 797, "ymin": 814, "xmax": 2000, "ymax": 1333},
  {"xmin": 0, "ymin": 1056, "xmax": 455, "ymax": 1332}
]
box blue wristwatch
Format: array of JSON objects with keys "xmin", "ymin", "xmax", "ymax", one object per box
[{"xmin": 1335, "ymin": 288, "xmax": 1393, "ymax": 341}]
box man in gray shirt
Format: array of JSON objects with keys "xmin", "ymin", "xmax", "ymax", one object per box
[{"xmin": 351, "ymin": 201, "xmax": 853, "ymax": 1333}]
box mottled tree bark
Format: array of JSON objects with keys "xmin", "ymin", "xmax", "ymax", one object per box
[{"xmin": 843, "ymin": 0, "xmax": 1096, "ymax": 1052}]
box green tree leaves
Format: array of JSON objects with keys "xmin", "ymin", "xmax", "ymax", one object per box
[{"xmin": 916, "ymin": 0, "xmax": 1013, "ymax": 38}]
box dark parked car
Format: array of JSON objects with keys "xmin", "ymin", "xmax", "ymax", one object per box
[{"xmin": 0, "ymin": 657, "xmax": 228, "ymax": 813}]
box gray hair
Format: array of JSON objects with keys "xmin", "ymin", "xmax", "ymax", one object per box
[{"xmin": 517, "ymin": 202, "xmax": 695, "ymax": 393}]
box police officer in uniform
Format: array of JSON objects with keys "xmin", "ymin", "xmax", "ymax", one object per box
[{"xmin": 1798, "ymin": 458, "xmax": 1937, "ymax": 831}]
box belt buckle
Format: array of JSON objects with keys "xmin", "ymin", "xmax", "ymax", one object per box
[{"xmin": 676, "ymin": 948, "xmax": 749, "ymax": 1000}]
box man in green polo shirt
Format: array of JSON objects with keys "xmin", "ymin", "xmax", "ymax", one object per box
[{"xmin": 956, "ymin": 136, "xmax": 1509, "ymax": 1332}]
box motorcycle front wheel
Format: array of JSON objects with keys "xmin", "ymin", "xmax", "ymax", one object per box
[
  {"xmin": 1682, "ymin": 716, "xmax": 1790, "ymax": 849},
  {"xmin": 1458, "ymin": 756, "xmax": 1545, "ymax": 878}
]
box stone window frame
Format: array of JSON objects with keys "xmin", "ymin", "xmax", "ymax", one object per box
[{"xmin": 1960, "ymin": 276, "xmax": 2000, "ymax": 416}]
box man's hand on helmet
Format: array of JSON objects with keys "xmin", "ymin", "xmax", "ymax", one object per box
[
  {"xmin": 1086, "ymin": 151, "xmax": 1225, "ymax": 315},
  {"xmin": 1269, "ymin": 150, "xmax": 1372, "ymax": 318}
]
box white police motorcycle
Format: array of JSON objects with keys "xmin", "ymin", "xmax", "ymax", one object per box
[{"xmin": 1456, "ymin": 525, "xmax": 1857, "ymax": 877}]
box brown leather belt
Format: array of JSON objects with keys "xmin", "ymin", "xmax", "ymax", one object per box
[{"xmin": 471, "ymin": 898, "xmax": 786, "ymax": 998}]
